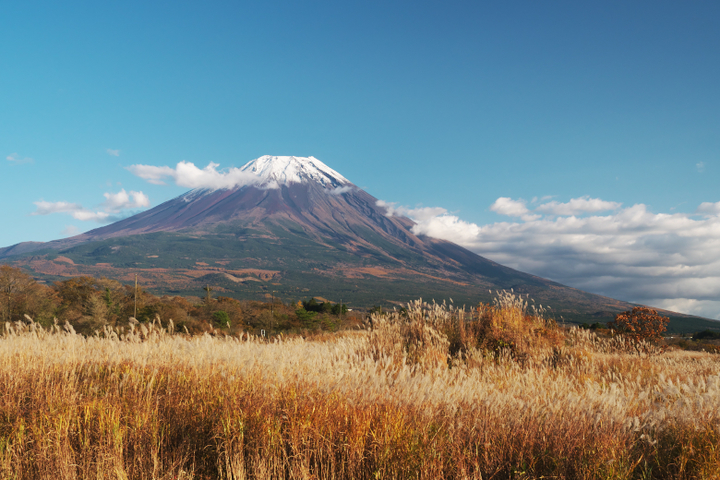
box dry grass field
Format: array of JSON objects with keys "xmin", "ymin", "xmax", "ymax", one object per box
[{"xmin": 1, "ymin": 293, "xmax": 720, "ymax": 479}]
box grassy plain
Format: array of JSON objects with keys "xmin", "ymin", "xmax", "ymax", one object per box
[{"xmin": 1, "ymin": 295, "xmax": 720, "ymax": 479}]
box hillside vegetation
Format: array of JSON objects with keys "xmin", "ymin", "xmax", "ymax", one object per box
[{"xmin": 1, "ymin": 289, "xmax": 720, "ymax": 479}]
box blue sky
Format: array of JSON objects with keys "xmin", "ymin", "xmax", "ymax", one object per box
[{"xmin": 2, "ymin": 1, "xmax": 720, "ymax": 317}]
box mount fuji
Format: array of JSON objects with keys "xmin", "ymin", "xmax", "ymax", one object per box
[{"xmin": 0, "ymin": 156, "xmax": 709, "ymax": 329}]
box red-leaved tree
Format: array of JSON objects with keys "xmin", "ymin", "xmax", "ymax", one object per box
[{"xmin": 608, "ymin": 307, "xmax": 669, "ymax": 344}]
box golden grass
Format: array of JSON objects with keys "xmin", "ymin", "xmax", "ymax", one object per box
[{"xmin": 1, "ymin": 298, "xmax": 720, "ymax": 479}]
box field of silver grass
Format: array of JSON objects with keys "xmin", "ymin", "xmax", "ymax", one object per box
[{"xmin": 1, "ymin": 295, "xmax": 719, "ymax": 479}]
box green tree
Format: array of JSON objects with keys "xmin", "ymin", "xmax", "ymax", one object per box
[
  {"xmin": 303, "ymin": 298, "xmax": 321, "ymax": 312},
  {"xmin": 295, "ymin": 307, "xmax": 317, "ymax": 328},
  {"xmin": 213, "ymin": 310, "xmax": 230, "ymax": 327},
  {"xmin": 331, "ymin": 303, "xmax": 348, "ymax": 315}
]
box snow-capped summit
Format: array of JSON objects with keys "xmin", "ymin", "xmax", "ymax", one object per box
[
  {"xmin": 240, "ymin": 156, "xmax": 351, "ymax": 188},
  {"xmin": 177, "ymin": 155, "xmax": 351, "ymax": 202}
]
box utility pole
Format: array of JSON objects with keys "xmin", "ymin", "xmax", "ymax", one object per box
[
  {"xmin": 134, "ymin": 274, "xmax": 138, "ymax": 319},
  {"xmin": 271, "ymin": 290, "xmax": 275, "ymax": 333}
]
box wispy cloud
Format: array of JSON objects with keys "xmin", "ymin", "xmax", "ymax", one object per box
[
  {"xmin": 330, "ymin": 186, "xmax": 353, "ymax": 195},
  {"xmin": 383, "ymin": 195, "xmax": 720, "ymax": 319},
  {"xmin": 376, "ymin": 200, "xmax": 400, "ymax": 216},
  {"xmin": 32, "ymin": 201, "xmax": 84, "ymax": 215},
  {"xmin": 128, "ymin": 161, "xmax": 260, "ymax": 189},
  {"xmin": 127, "ymin": 164, "xmax": 175, "ymax": 185},
  {"xmin": 61, "ymin": 225, "xmax": 80, "ymax": 236},
  {"xmin": 32, "ymin": 201, "xmax": 112, "ymax": 222},
  {"xmin": 376, "ymin": 200, "xmax": 447, "ymax": 221},
  {"xmin": 107, "ymin": 149, "xmax": 120, "ymax": 157},
  {"xmin": 6, "ymin": 153, "xmax": 34, "ymax": 165},
  {"xmin": 32, "ymin": 188, "xmax": 150, "ymax": 223},
  {"xmin": 697, "ymin": 161, "xmax": 706, "ymax": 173}
]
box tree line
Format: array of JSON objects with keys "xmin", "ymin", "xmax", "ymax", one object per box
[{"xmin": 0, "ymin": 265, "xmax": 357, "ymax": 336}]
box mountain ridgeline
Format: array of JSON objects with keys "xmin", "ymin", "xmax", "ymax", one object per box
[{"xmin": 0, "ymin": 155, "xmax": 714, "ymax": 331}]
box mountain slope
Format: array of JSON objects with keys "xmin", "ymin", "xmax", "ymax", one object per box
[{"xmin": 1, "ymin": 156, "xmax": 715, "ymax": 331}]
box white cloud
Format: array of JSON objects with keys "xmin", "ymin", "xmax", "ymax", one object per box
[
  {"xmin": 401, "ymin": 195, "xmax": 720, "ymax": 319},
  {"xmin": 330, "ymin": 186, "xmax": 353, "ymax": 195},
  {"xmin": 32, "ymin": 201, "xmax": 84, "ymax": 215},
  {"xmin": 6, "ymin": 153, "xmax": 34, "ymax": 165},
  {"xmin": 697, "ymin": 201, "xmax": 720, "ymax": 215},
  {"xmin": 376, "ymin": 201, "xmax": 448, "ymax": 221},
  {"xmin": 532, "ymin": 195, "xmax": 555, "ymax": 204},
  {"xmin": 107, "ymin": 149, "xmax": 120, "ymax": 157},
  {"xmin": 402, "ymin": 206, "xmax": 450, "ymax": 222},
  {"xmin": 490, "ymin": 197, "xmax": 540, "ymax": 221},
  {"xmin": 128, "ymin": 161, "xmax": 260, "ymax": 189},
  {"xmin": 376, "ymin": 200, "xmax": 398, "ymax": 216},
  {"xmin": 490, "ymin": 197, "xmax": 528, "ymax": 217},
  {"xmin": 535, "ymin": 196, "xmax": 621, "ymax": 216},
  {"xmin": 32, "ymin": 201, "xmax": 111, "ymax": 222},
  {"xmin": 649, "ymin": 298, "xmax": 720, "ymax": 321},
  {"xmin": 32, "ymin": 189, "xmax": 150, "ymax": 223},
  {"xmin": 103, "ymin": 189, "xmax": 150, "ymax": 211},
  {"xmin": 697, "ymin": 162, "xmax": 705, "ymax": 173},
  {"xmin": 126, "ymin": 164, "xmax": 176, "ymax": 185},
  {"xmin": 71, "ymin": 210, "xmax": 112, "ymax": 222},
  {"xmin": 411, "ymin": 213, "xmax": 483, "ymax": 245}
]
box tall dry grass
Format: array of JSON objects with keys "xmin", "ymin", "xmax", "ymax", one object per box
[{"xmin": 0, "ymin": 295, "xmax": 719, "ymax": 479}]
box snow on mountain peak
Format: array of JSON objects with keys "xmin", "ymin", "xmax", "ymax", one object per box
[{"xmin": 240, "ymin": 156, "xmax": 351, "ymax": 188}]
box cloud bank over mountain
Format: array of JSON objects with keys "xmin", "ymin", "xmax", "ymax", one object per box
[
  {"xmin": 128, "ymin": 156, "xmax": 349, "ymax": 191},
  {"xmin": 128, "ymin": 161, "xmax": 260, "ymax": 189},
  {"xmin": 403, "ymin": 197, "xmax": 720, "ymax": 319}
]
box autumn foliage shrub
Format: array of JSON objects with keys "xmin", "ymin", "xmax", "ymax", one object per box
[
  {"xmin": 608, "ymin": 306, "xmax": 669, "ymax": 342},
  {"xmin": 608, "ymin": 307, "xmax": 669, "ymax": 355}
]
